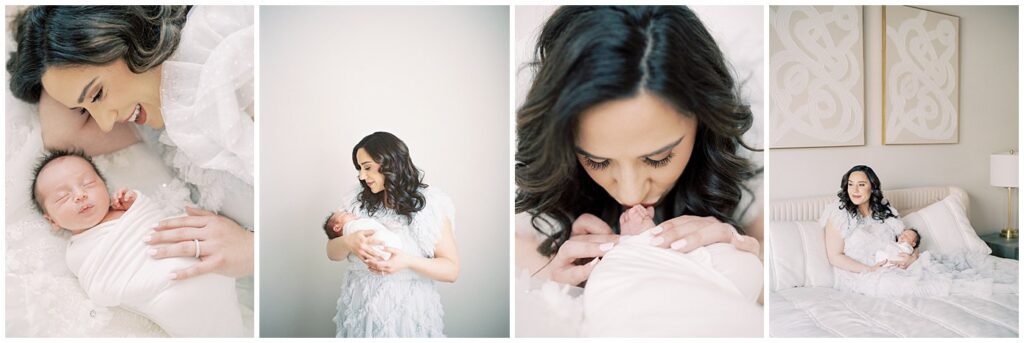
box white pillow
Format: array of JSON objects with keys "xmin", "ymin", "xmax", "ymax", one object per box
[
  {"xmin": 902, "ymin": 193, "xmax": 991, "ymax": 256},
  {"xmin": 768, "ymin": 221, "xmax": 834, "ymax": 291}
]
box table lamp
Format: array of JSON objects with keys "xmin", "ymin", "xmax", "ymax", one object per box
[{"xmin": 990, "ymin": 150, "xmax": 1018, "ymax": 239}]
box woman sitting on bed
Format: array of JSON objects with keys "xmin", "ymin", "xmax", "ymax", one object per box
[{"xmin": 823, "ymin": 165, "xmax": 937, "ymax": 296}]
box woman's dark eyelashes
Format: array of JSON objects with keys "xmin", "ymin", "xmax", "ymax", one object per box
[
  {"xmin": 581, "ymin": 153, "xmax": 675, "ymax": 170},
  {"xmin": 92, "ymin": 87, "xmax": 103, "ymax": 102},
  {"xmin": 582, "ymin": 157, "xmax": 609, "ymax": 170},
  {"xmin": 644, "ymin": 152, "xmax": 674, "ymax": 168}
]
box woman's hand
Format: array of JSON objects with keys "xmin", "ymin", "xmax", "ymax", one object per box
[
  {"xmin": 894, "ymin": 252, "xmax": 918, "ymax": 269},
  {"xmin": 340, "ymin": 231, "xmax": 386, "ymax": 262},
  {"xmin": 146, "ymin": 207, "xmax": 254, "ymax": 280},
  {"xmin": 543, "ymin": 214, "xmax": 619, "ymax": 286},
  {"xmin": 867, "ymin": 259, "xmax": 887, "ymax": 272},
  {"xmin": 365, "ymin": 247, "xmax": 413, "ymax": 275},
  {"xmin": 649, "ymin": 215, "xmax": 760, "ymax": 257}
]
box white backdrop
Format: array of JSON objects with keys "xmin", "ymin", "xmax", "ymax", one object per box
[{"xmin": 259, "ymin": 6, "xmax": 510, "ymax": 337}]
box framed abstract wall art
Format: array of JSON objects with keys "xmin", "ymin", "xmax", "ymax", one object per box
[
  {"xmin": 770, "ymin": 5, "xmax": 865, "ymax": 148},
  {"xmin": 883, "ymin": 5, "xmax": 960, "ymax": 145}
]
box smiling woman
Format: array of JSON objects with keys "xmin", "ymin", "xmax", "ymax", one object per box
[
  {"xmin": 40, "ymin": 59, "xmax": 165, "ymax": 131},
  {"xmin": 6, "ymin": 5, "xmax": 255, "ymax": 337}
]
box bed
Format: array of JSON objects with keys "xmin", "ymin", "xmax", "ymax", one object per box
[{"xmin": 768, "ymin": 186, "xmax": 1019, "ymax": 337}]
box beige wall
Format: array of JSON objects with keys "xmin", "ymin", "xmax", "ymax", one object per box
[{"xmin": 770, "ymin": 5, "xmax": 1019, "ymax": 235}]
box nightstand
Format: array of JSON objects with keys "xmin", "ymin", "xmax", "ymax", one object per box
[{"xmin": 981, "ymin": 233, "xmax": 1019, "ymax": 260}]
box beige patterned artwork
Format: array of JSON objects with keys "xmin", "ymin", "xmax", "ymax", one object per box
[
  {"xmin": 769, "ymin": 6, "xmax": 865, "ymax": 148},
  {"xmin": 883, "ymin": 6, "xmax": 960, "ymax": 145}
]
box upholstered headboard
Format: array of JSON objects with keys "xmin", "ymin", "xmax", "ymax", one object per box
[{"xmin": 770, "ymin": 186, "xmax": 969, "ymax": 222}]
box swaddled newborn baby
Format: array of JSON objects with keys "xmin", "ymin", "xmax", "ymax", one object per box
[
  {"xmin": 31, "ymin": 150, "xmax": 244, "ymax": 337},
  {"xmin": 573, "ymin": 205, "xmax": 763, "ymax": 337},
  {"xmin": 873, "ymin": 228, "xmax": 921, "ymax": 267},
  {"xmin": 322, "ymin": 210, "xmax": 404, "ymax": 261}
]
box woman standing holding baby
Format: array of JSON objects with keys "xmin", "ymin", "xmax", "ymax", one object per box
[{"xmin": 326, "ymin": 132, "xmax": 459, "ymax": 337}]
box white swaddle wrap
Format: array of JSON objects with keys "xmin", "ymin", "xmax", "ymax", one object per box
[
  {"xmin": 873, "ymin": 241, "xmax": 914, "ymax": 265},
  {"xmin": 342, "ymin": 218, "xmax": 405, "ymax": 261},
  {"xmin": 65, "ymin": 192, "xmax": 244, "ymax": 337},
  {"xmin": 581, "ymin": 229, "xmax": 763, "ymax": 337}
]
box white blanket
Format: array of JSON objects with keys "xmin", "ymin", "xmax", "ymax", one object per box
[
  {"xmin": 66, "ymin": 192, "xmax": 244, "ymax": 337},
  {"xmin": 515, "ymin": 234, "xmax": 763, "ymax": 337},
  {"xmin": 582, "ymin": 240, "xmax": 763, "ymax": 337},
  {"xmin": 771, "ymin": 286, "xmax": 1019, "ymax": 337}
]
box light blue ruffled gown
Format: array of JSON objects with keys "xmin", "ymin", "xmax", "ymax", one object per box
[{"xmin": 333, "ymin": 187, "xmax": 454, "ymax": 337}]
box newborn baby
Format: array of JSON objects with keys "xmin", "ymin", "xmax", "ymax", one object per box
[
  {"xmin": 574, "ymin": 206, "xmax": 763, "ymax": 336},
  {"xmin": 873, "ymin": 228, "xmax": 921, "ymax": 267},
  {"xmin": 32, "ymin": 150, "xmax": 244, "ymax": 337},
  {"xmin": 323, "ymin": 210, "xmax": 404, "ymax": 261}
]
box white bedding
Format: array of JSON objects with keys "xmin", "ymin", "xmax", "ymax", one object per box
[
  {"xmin": 770, "ymin": 284, "xmax": 1019, "ymax": 337},
  {"xmin": 770, "ymin": 186, "xmax": 1019, "ymax": 337}
]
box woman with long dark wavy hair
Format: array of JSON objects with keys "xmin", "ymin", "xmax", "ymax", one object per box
[
  {"xmin": 326, "ymin": 132, "xmax": 459, "ymax": 337},
  {"xmin": 824, "ymin": 165, "xmax": 918, "ymax": 288},
  {"xmin": 7, "ymin": 6, "xmax": 254, "ymax": 282},
  {"xmin": 515, "ymin": 6, "xmax": 763, "ymax": 287}
]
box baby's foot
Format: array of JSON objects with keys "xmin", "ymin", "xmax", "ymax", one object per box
[{"xmin": 619, "ymin": 205, "xmax": 656, "ymax": 236}]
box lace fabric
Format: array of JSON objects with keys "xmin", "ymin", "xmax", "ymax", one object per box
[
  {"xmin": 333, "ymin": 186, "xmax": 454, "ymax": 337},
  {"xmin": 154, "ymin": 6, "xmax": 255, "ymax": 229}
]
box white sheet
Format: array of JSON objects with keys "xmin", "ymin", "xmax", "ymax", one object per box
[{"xmin": 771, "ymin": 274, "xmax": 1019, "ymax": 337}]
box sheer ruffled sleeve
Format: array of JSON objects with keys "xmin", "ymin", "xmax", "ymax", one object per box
[
  {"xmin": 819, "ymin": 200, "xmax": 856, "ymax": 239},
  {"xmin": 409, "ymin": 187, "xmax": 455, "ymax": 257},
  {"xmin": 160, "ymin": 6, "xmax": 254, "ymax": 187},
  {"xmin": 883, "ymin": 204, "xmax": 905, "ymax": 237}
]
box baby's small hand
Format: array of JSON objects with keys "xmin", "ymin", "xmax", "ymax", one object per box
[{"xmin": 111, "ymin": 188, "xmax": 136, "ymax": 211}]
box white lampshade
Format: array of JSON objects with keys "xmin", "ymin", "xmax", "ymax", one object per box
[{"xmin": 990, "ymin": 152, "xmax": 1018, "ymax": 188}]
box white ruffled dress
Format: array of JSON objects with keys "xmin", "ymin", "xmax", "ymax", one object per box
[
  {"xmin": 333, "ymin": 187, "xmax": 455, "ymax": 337},
  {"xmin": 154, "ymin": 5, "xmax": 255, "ymax": 229},
  {"xmin": 822, "ymin": 202, "xmax": 949, "ymax": 297}
]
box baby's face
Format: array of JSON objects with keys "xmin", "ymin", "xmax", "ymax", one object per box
[
  {"xmin": 898, "ymin": 229, "xmax": 919, "ymax": 247},
  {"xmin": 330, "ymin": 211, "xmax": 359, "ymax": 232},
  {"xmin": 36, "ymin": 156, "xmax": 111, "ymax": 234}
]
